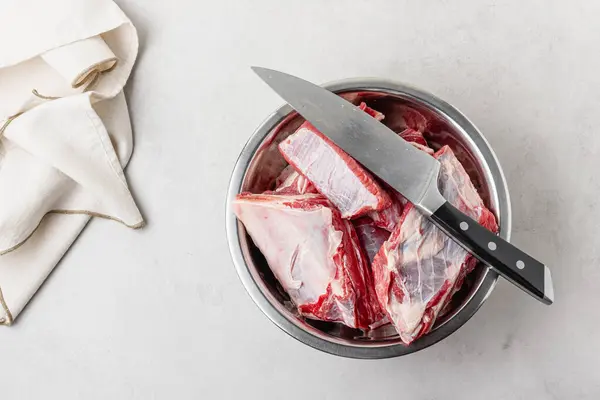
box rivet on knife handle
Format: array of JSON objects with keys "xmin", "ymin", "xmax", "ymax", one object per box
[{"xmin": 431, "ymin": 201, "xmax": 554, "ymax": 305}]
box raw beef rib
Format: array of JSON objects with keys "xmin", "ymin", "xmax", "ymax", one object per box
[
  {"xmin": 371, "ymin": 146, "xmax": 498, "ymax": 344},
  {"xmin": 358, "ymin": 102, "xmax": 385, "ymax": 121},
  {"xmin": 274, "ymin": 164, "xmax": 296, "ymax": 187},
  {"xmin": 278, "ymin": 103, "xmax": 391, "ymax": 219},
  {"xmin": 274, "ymin": 165, "xmax": 317, "ymax": 195},
  {"xmin": 366, "ymin": 190, "xmax": 404, "ymax": 232},
  {"xmin": 399, "ymin": 128, "xmax": 428, "ymax": 146},
  {"xmin": 233, "ymin": 193, "xmax": 384, "ymax": 329},
  {"xmin": 399, "ymin": 128, "xmax": 435, "ymax": 155},
  {"xmin": 383, "ymin": 104, "xmax": 429, "ymax": 133},
  {"xmin": 353, "ymin": 217, "xmax": 391, "ymax": 263}
]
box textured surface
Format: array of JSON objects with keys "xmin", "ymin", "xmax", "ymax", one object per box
[
  {"xmin": 279, "ymin": 119, "xmax": 390, "ymax": 219},
  {"xmin": 273, "ymin": 165, "xmax": 316, "ymax": 195},
  {"xmin": 353, "ymin": 217, "xmax": 390, "ymax": 263},
  {"xmin": 233, "ymin": 193, "xmax": 383, "ymax": 329},
  {"xmin": 372, "ymin": 146, "xmax": 498, "ymax": 344},
  {"xmin": 0, "ymin": 0, "xmax": 599, "ymax": 398}
]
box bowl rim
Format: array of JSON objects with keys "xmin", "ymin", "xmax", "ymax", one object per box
[{"xmin": 226, "ymin": 77, "xmax": 512, "ymax": 359}]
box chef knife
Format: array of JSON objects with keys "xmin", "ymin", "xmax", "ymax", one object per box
[{"xmin": 252, "ymin": 66, "xmax": 554, "ymax": 305}]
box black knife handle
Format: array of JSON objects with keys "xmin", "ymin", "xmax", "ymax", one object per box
[{"xmin": 431, "ymin": 201, "xmax": 553, "ymax": 305}]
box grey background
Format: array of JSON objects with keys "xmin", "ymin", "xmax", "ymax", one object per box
[{"xmin": 1, "ymin": 0, "xmax": 597, "ymax": 399}]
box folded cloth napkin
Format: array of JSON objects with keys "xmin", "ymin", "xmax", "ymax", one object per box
[{"xmin": 0, "ymin": 0, "xmax": 143, "ymax": 325}]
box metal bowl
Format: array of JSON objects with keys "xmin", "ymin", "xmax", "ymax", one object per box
[{"xmin": 226, "ymin": 78, "xmax": 511, "ymax": 359}]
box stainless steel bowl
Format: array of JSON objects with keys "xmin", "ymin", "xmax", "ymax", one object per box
[{"xmin": 226, "ymin": 78, "xmax": 511, "ymax": 359}]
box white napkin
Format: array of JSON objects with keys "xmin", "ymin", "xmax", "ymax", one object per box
[{"xmin": 0, "ymin": 0, "xmax": 142, "ymax": 325}]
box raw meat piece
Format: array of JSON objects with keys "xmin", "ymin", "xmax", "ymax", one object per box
[
  {"xmin": 275, "ymin": 165, "xmax": 296, "ymax": 187},
  {"xmin": 399, "ymin": 106, "xmax": 428, "ymax": 132},
  {"xmin": 384, "ymin": 104, "xmax": 429, "ymax": 133},
  {"xmin": 399, "ymin": 128, "xmax": 428, "ymax": 146},
  {"xmin": 353, "ymin": 217, "xmax": 391, "ymax": 263},
  {"xmin": 399, "ymin": 128, "xmax": 435, "ymax": 155},
  {"xmin": 358, "ymin": 102, "xmax": 385, "ymax": 121},
  {"xmin": 344, "ymin": 218, "xmax": 386, "ymax": 325},
  {"xmin": 366, "ymin": 191, "xmax": 404, "ymax": 232},
  {"xmin": 438, "ymin": 256, "xmax": 479, "ymax": 318},
  {"xmin": 371, "ymin": 146, "xmax": 498, "ymax": 344},
  {"xmin": 278, "ymin": 105, "xmax": 391, "ymax": 219},
  {"xmin": 274, "ymin": 165, "xmax": 317, "ymax": 195},
  {"xmin": 233, "ymin": 193, "xmax": 383, "ymax": 329}
]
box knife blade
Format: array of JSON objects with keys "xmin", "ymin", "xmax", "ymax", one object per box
[{"xmin": 252, "ymin": 66, "xmax": 554, "ymax": 305}]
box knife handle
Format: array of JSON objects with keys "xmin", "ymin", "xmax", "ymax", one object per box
[{"xmin": 430, "ymin": 201, "xmax": 554, "ymax": 305}]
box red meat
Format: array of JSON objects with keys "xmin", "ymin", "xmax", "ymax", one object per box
[
  {"xmin": 353, "ymin": 217, "xmax": 391, "ymax": 263},
  {"xmin": 358, "ymin": 102, "xmax": 385, "ymax": 121},
  {"xmin": 274, "ymin": 165, "xmax": 317, "ymax": 195},
  {"xmin": 366, "ymin": 190, "xmax": 404, "ymax": 232},
  {"xmin": 278, "ymin": 104, "xmax": 391, "ymax": 219},
  {"xmin": 399, "ymin": 128, "xmax": 435, "ymax": 155},
  {"xmin": 233, "ymin": 193, "xmax": 384, "ymax": 329},
  {"xmin": 371, "ymin": 146, "xmax": 498, "ymax": 344}
]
